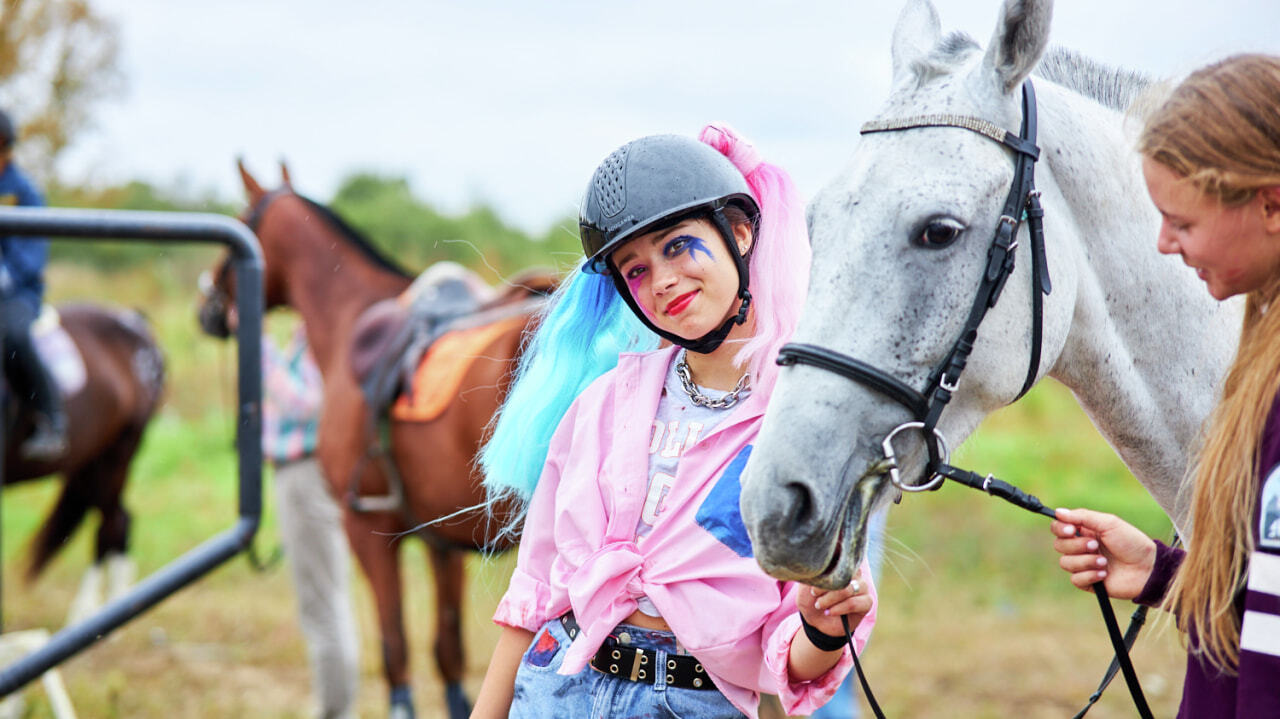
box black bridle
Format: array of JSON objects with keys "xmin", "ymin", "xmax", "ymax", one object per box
[
  {"xmin": 778, "ymin": 80, "xmax": 1049, "ymax": 479},
  {"xmin": 779, "ymin": 81, "xmax": 1153, "ymax": 719}
]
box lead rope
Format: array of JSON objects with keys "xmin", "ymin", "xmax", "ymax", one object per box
[
  {"xmin": 1072, "ymin": 532, "xmax": 1180, "ymax": 718},
  {"xmin": 844, "ymin": 614, "xmax": 887, "ymax": 719},
  {"xmin": 840, "ymin": 464, "xmax": 1155, "ymax": 719},
  {"xmin": 934, "ymin": 465, "xmax": 1153, "ymax": 718},
  {"xmin": 1074, "ymin": 606, "xmax": 1150, "ymax": 718}
]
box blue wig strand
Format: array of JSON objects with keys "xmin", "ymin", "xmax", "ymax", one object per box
[{"xmin": 481, "ymin": 263, "xmax": 655, "ymax": 505}]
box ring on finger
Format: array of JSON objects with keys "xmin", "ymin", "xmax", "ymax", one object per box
[{"xmin": 849, "ymin": 579, "xmax": 861, "ymax": 595}]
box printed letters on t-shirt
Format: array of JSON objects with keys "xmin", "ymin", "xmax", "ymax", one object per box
[{"xmin": 638, "ymin": 418, "xmax": 704, "ymax": 534}]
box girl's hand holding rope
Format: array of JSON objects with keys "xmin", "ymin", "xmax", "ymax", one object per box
[
  {"xmin": 798, "ymin": 567, "xmax": 873, "ymax": 644},
  {"xmin": 1052, "ymin": 508, "xmax": 1157, "ymax": 600}
]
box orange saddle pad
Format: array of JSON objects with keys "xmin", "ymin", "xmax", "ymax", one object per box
[{"xmin": 391, "ymin": 315, "xmax": 527, "ymax": 423}]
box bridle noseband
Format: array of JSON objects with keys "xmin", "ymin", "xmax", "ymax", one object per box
[{"xmin": 777, "ymin": 79, "xmax": 1051, "ymax": 488}]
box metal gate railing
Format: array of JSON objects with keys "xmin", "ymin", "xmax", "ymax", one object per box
[{"xmin": 0, "ymin": 205, "xmax": 263, "ymax": 696}]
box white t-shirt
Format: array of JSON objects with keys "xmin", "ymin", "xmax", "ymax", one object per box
[{"xmin": 633, "ymin": 354, "xmax": 749, "ymax": 616}]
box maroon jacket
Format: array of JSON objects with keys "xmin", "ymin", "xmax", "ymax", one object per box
[{"xmin": 1136, "ymin": 397, "xmax": 1280, "ymax": 717}]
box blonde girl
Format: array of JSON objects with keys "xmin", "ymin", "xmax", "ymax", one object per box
[{"xmin": 1052, "ymin": 54, "xmax": 1280, "ymax": 717}]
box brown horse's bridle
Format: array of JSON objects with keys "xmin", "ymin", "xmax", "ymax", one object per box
[
  {"xmin": 197, "ymin": 189, "xmax": 294, "ymax": 337},
  {"xmin": 197, "ymin": 189, "xmax": 290, "ymax": 337},
  {"xmin": 197, "ymin": 259, "xmax": 235, "ymax": 338},
  {"xmin": 242, "ymin": 188, "xmax": 289, "ymax": 233}
]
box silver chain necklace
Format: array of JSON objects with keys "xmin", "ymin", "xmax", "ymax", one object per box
[{"xmin": 675, "ymin": 352, "xmax": 750, "ymax": 410}]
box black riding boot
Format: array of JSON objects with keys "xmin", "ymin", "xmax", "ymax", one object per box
[
  {"xmin": 5, "ymin": 327, "xmax": 67, "ymax": 461},
  {"xmin": 22, "ymin": 373, "xmax": 67, "ymax": 461}
]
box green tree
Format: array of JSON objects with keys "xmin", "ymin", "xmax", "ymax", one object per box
[
  {"xmin": 329, "ymin": 172, "xmax": 580, "ymax": 279},
  {"xmin": 0, "ymin": 0, "xmax": 123, "ymax": 180},
  {"xmin": 46, "ymin": 179, "xmax": 234, "ymax": 271}
]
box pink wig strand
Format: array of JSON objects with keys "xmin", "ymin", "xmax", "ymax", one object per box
[{"xmin": 698, "ymin": 123, "xmax": 811, "ymax": 391}]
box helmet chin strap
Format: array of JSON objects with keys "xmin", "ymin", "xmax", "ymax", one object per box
[{"xmin": 608, "ymin": 208, "xmax": 752, "ymax": 355}]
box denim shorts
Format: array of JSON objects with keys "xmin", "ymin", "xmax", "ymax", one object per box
[{"xmin": 510, "ymin": 617, "xmax": 744, "ymax": 718}]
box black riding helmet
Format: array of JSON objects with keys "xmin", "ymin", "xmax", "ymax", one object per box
[{"xmin": 579, "ymin": 134, "xmax": 759, "ymax": 354}]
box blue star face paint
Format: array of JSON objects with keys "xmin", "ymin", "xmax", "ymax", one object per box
[
  {"xmin": 622, "ymin": 234, "xmax": 717, "ymax": 306},
  {"xmin": 609, "ymin": 218, "xmax": 743, "ymax": 338},
  {"xmin": 663, "ymin": 235, "xmax": 715, "ymax": 265}
]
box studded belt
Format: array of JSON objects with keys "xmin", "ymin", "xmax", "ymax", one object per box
[{"xmin": 558, "ymin": 614, "xmax": 716, "ymax": 691}]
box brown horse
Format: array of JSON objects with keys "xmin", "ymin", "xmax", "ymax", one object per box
[
  {"xmin": 198, "ymin": 162, "xmax": 552, "ymax": 719},
  {"xmin": 5, "ymin": 304, "xmax": 165, "ymax": 623}
]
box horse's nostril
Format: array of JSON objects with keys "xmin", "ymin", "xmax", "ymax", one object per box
[{"xmin": 784, "ymin": 481, "xmax": 814, "ymax": 529}]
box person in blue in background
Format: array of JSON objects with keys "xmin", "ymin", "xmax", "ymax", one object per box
[{"xmin": 0, "ymin": 107, "xmax": 66, "ymax": 460}]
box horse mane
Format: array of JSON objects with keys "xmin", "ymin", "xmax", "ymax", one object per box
[
  {"xmin": 297, "ymin": 196, "xmax": 413, "ymax": 279},
  {"xmin": 912, "ymin": 34, "xmax": 1152, "ymax": 114},
  {"xmin": 1034, "ymin": 46, "xmax": 1154, "ymax": 112}
]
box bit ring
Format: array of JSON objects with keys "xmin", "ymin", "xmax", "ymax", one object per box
[{"xmin": 881, "ymin": 421, "xmax": 950, "ymax": 493}]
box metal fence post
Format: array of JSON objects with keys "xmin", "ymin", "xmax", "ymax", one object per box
[{"xmin": 0, "ymin": 206, "xmax": 264, "ymax": 695}]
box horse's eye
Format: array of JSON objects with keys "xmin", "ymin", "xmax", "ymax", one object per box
[{"xmin": 916, "ymin": 219, "xmax": 964, "ymax": 249}]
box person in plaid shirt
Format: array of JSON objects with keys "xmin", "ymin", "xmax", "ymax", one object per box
[{"xmin": 263, "ymin": 325, "xmax": 360, "ymax": 719}]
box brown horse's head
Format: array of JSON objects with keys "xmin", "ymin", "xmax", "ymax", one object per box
[
  {"xmin": 197, "ymin": 258, "xmax": 235, "ymax": 338},
  {"xmin": 196, "ymin": 160, "xmax": 298, "ymax": 338}
]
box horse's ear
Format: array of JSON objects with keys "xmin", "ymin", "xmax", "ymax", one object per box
[
  {"xmin": 280, "ymin": 160, "xmax": 293, "ymax": 190},
  {"xmin": 890, "ymin": 0, "xmax": 942, "ymax": 84},
  {"xmin": 237, "ymin": 157, "xmax": 266, "ymax": 201},
  {"xmin": 978, "ymin": 0, "xmax": 1053, "ymax": 95}
]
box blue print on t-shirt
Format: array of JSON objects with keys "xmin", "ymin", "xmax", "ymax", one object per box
[{"xmin": 696, "ymin": 445, "xmax": 754, "ymax": 558}]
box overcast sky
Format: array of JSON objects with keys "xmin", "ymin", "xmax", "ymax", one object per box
[{"xmin": 53, "ymin": 0, "xmax": 1280, "ymax": 235}]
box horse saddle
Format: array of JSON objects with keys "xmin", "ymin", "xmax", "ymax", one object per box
[
  {"xmin": 32, "ymin": 306, "xmax": 87, "ymax": 398},
  {"xmin": 350, "ymin": 262, "xmax": 536, "ymax": 424}
]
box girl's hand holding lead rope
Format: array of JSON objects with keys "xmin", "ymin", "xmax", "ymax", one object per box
[
  {"xmin": 1052, "ymin": 508, "xmax": 1157, "ymax": 600},
  {"xmin": 798, "ymin": 568, "xmax": 874, "ymax": 642},
  {"xmin": 793, "ymin": 565, "xmax": 875, "ymax": 644},
  {"xmin": 788, "ymin": 568, "xmax": 874, "ymax": 682}
]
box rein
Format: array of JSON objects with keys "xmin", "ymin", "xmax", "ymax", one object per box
[{"xmin": 779, "ymin": 80, "xmax": 1153, "ymax": 719}]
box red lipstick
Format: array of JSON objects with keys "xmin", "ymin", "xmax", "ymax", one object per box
[{"xmin": 665, "ymin": 291, "xmax": 698, "ymax": 316}]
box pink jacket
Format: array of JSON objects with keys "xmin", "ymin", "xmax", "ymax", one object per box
[{"xmin": 494, "ymin": 346, "xmax": 877, "ymax": 717}]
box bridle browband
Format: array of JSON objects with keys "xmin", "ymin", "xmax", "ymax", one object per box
[
  {"xmin": 778, "ymin": 80, "xmax": 1153, "ymax": 719},
  {"xmin": 778, "ymin": 80, "xmax": 1050, "ymax": 482}
]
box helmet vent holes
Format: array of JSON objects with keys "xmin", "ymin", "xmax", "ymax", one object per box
[{"xmin": 594, "ymin": 146, "xmax": 629, "ymax": 217}]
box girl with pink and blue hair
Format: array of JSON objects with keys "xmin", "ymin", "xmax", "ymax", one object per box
[{"xmin": 474, "ymin": 124, "xmax": 877, "ymax": 719}]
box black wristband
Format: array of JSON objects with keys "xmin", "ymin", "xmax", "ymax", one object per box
[{"xmin": 800, "ymin": 615, "xmax": 848, "ymax": 652}]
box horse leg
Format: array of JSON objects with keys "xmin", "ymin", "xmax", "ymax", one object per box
[
  {"xmin": 63, "ymin": 428, "xmax": 138, "ymax": 626},
  {"xmin": 427, "ymin": 544, "xmax": 469, "ymax": 719},
  {"xmin": 92, "ymin": 427, "xmax": 141, "ymax": 604},
  {"xmin": 65, "ymin": 562, "xmax": 103, "ymax": 627},
  {"xmin": 38, "ymin": 464, "xmax": 103, "ymax": 627},
  {"xmin": 104, "ymin": 552, "xmax": 136, "ymax": 604},
  {"xmin": 346, "ymin": 513, "xmax": 415, "ymax": 719}
]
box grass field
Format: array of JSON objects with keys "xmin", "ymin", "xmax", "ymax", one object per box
[{"xmin": 0, "ymin": 260, "xmax": 1187, "ymax": 717}]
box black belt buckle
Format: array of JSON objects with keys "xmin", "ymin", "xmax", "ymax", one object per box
[
  {"xmin": 560, "ymin": 612, "xmax": 715, "ymax": 691},
  {"xmin": 591, "ymin": 643, "xmax": 652, "ymax": 683}
]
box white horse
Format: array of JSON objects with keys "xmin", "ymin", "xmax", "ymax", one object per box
[{"xmin": 741, "ymin": 0, "xmax": 1241, "ymax": 588}]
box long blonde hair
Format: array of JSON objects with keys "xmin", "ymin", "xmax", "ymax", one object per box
[{"xmin": 1139, "ymin": 53, "xmax": 1280, "ymax": 673}]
